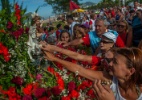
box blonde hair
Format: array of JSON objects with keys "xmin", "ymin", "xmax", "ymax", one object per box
[{"xmin": 119, "ymin": 20, "xmax": 129, "ymax": 33}]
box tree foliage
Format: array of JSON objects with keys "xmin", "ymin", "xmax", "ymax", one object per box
[
  {"xmin": 0, "ymin": 0, "xmax": 12, "ymax": 15},
  {"xmin": 87, "ymin": 0, "xmax": 139, "ymax": 10},
  {"xmin": 44, "ymin": 0, "xmax": 82, "ymax": 14}
]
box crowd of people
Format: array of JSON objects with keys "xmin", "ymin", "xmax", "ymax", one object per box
[{"xmin": 29, "ymin": 0, "xmax": 142, "ymax": 100}]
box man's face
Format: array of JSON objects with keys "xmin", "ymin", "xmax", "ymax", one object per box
[
  {"xmin": 67, "ymin": 18, "xmax": 71, "ymax": 24},
  {"xmin": 95, "ymin": 20, "xmax": 107, "ymax": 36},
  {"xmin": 134, "ymin": 1, "xmax": 138, "ymax": 8}
]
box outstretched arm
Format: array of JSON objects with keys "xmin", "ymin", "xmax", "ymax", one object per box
[
  {"xmin": 63, "ymin": 38, "xmax": 84, "ymax": 47},
  {"xmin": 43, "ymin": 51, "xmax": 110, "ymax": 81},
  {"xmin": 41, "ymin": 42, "xmax": 93, "ymax": 64}
]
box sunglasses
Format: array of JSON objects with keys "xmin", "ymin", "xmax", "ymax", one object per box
[
  {"xmin": 117, "ymin": 25, "xmax": 125, "ymax": 28},
  {"xmin": 100, "ymin": 40, "xmax": 114, "ymax": 44}
]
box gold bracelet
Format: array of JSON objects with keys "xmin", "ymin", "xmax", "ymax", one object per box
[{"xmin": 101, "ymin": 80, "xmax": 112, "ymax": 85}]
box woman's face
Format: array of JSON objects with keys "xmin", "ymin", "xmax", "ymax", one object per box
[
  {"xmin": 117, "ymin": 22, "xmax": 127, "ymax": 33},
  {"xmin": 108, "ymin": 13, "xmax": 112, "ymax": 18},
  {"xmin": 100, "ymin": 36, "xmax": 114, "ymax": 52},
  {"xmin": 116, "ymin": 10, "xmax": 121, "ymax": 14},
  {"xmin": 61, "ymin": 32, "xmax": 70, "ymax": 42},
  {"xmin": 75, "ymin": 32, "xmax": 82, "ymax": 39},
  {"xmin": 109, "ymin": 54, "xmax": 131, "ymax": 81}
]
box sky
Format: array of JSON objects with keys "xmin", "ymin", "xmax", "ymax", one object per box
[{"xmin": 9, "ymin": 0, "xmax": 101, "ymax": 19}]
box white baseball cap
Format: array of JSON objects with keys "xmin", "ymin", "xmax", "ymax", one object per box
[{"xmin": 102, "ymin": 32, "xmax": 117, "ymax": 43}]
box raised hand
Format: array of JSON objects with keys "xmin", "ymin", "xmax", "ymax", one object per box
[
  {"xmin": 39, "ymin": 41, "xmax": 53, "ymax": 52},
  {"xmin": 93, "ymin": 80, "xmax": 115, "ymax": 100},
  {"xmin": 57, "ymin": 41, "xmax": 67, "ymax": 46}
]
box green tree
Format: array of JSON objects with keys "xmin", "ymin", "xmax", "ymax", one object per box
[
  {"xmin": 0, "ymin": 0, "xmax": 11, "ymax": 15},
  {"xmin": 44, "ymin": 0, "xmax": 81, "ymax": 14}
]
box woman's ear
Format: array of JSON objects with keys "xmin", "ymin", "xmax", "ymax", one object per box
[
  {"xmin": 129, "ymin": 68, "xmax": 136, "ymax": 75},
  {"xmin": 125, "ymin": 68, "xmax": 135, "ymax": 81}
]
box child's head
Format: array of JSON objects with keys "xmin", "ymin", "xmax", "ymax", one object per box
[
  {"xmin": 64, "ymin": 25, "xmax": 69, "ymax": 31},
  {"xmin": 48, "ymin": 27, "xmax": 54, "ymax": 34},
  {"xmin": 56, "ymin": 24, "xmax": 62, "ymax": 30},
  {"xmin": 73, "ymin": 24, "xmax": 82, "ymax": 39},
  {"xmin": 60, "ymin": 30, "xmax": 70, "ymax": 42}
]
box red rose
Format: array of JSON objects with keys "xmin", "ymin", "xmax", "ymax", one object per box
[
  {"xmin": 12, "ymin": 30, "xmax": 22, "ymax": 40},
  {"xmin": 77, "ymin": 84, "xmax": 86, "ymax": 90},
  {"xmin": 57, "ymin": 78, "xmax": 64, "ymax": 90},
  {"xmin": 11, "ymin": 76, "xmax": 24, "ymax": 85},
  {"xmin": 47, "ymin": 67, "xmax": 55, "ymax": 74},
  {"xmin": 22, "ymin": 95, "xmax": 32, "ymax": 100},
  {"xmin": 6, "ymin": 87, "xmax": 16, "ymax": 97},
  {"xmin": 0, "ymin": 43, "xmax": 10, "ymax": 62},
  {"xmin": 51, "ymin": 86, "xmax": 61, "ymax": 96},
  {"xmin": 69, "ymin": 90, "xmax": 79, "ymax": 99},
  {"xmin": 7, "ymin": 21, "xmax": 13, "ymax": 29},
  {"xmin": 72, "ymin": 59, "xmax": 77, "ymax": 64},
  {"xmin": 34, "ymin": 88, "xmax": 46, "ymax": 98},
  {"xmin": 68, "ymin": 81, "xmax": 76, "ymax": 92},
  {"xmin": 9, "ymin": 94, "xmax": 21, "ymax": 100},
  {"xmin": 38, "ymin": 96, "xmax": 51, "ymax": 100},
  {"xmin": 61, "ymin": 96, "xmax": 71, "ymax": 100},
  {"xmin": 6, "ymin": 87, "xmax": 21, "ymax": 100},
  {"xmin": 87, "ymin": 89, "xmax": 96, "ymax": 98},
  {"xmin": 2, "ymin": 46, "xmax": 8, "ymax": 55},
  {"xmin": 23, "ymin": 83, "xmax": 33, "ymax": 95},
  {"xmin": 55, "ymin": 62, "xmax": 63, "ymax": 70},
  {"xmin": 19, "ymin": 28, "xmax": 24, "ymax": 34}
]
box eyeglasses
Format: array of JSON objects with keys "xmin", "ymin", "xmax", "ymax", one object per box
[
  {"xmin": 100, "ymin": 40, "xmax": 114, "ymax": 44},
  {"xmin": 117, "ymin": 25, "xmax": 126, "ymax": 28}
]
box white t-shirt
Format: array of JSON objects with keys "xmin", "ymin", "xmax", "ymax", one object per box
[
  {"xmin": 82, "ymin": 20, "xmax": 89, "ymax": 25},
  {"xmin": 110, "ymin": 77, "xmax": 142, "ymax": 100},
  {"xmin": 70, "ymin": 21, "xmax": 76, "ymax": 36},
  {"xmin": 89, "ymin": 19, "xmax": 95, "ymax": 31},
  {"xmin": 137, "ymin": 7, "xmax": 142, "ymax": 10}
]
